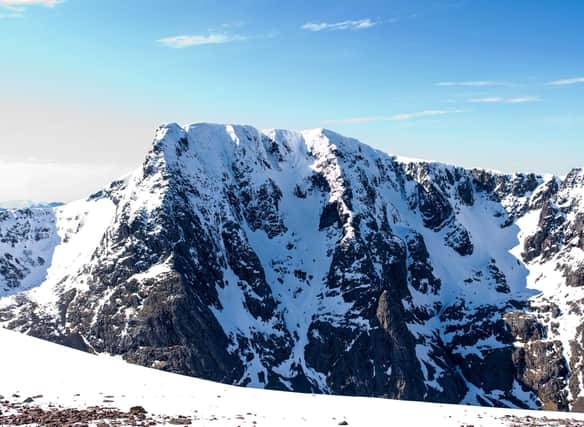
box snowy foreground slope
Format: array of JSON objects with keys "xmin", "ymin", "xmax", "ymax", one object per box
[
  {"xmin": 1, "ymin": 327, "xmax": 583, "ymax": 427},
  {"xmin": 1, "ymin": 123, "xmax": 583, "ymax": 412}
]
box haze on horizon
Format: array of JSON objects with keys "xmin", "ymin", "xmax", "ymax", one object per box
[{"xmin": 1, "ymin": 0, "xmax": 583, "ymax": 202}]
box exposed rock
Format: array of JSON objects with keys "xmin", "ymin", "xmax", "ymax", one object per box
[
  {"xmin": 513, "ymin": 341, "xmax": 569, "ymax": 411},
  {"xmin": 523, "ymin": 201, "xmax": 565, "ymax": 262},
  {"xmin": 565, "ymin": 264, "xmax": 584, "ymax": 288},
  {"xmin": 417, "ymin": 181, "xmax": 453, "ymax": 231},
  {"xmin": 129, "ymin": 406, "xmax": 147, "ymax": 415},
  {"xmin": 319, "ymin": 202, "xmax": 342, "ymax": 230},
  {"xmin": 504, "ymin": 312, "xmax": 545, "ymax": 342}
]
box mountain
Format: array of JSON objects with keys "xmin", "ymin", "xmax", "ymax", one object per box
[
  {"xmin": 3, "ymin": 327, "xmax": 584, "ymax": 427},
  {"xmin": 0, "ymin": 123, "xmax": 583, "ymax": 412},
  {"xmin": 0, "ymin": 200, "xmax": 64, "ymax": 210}
]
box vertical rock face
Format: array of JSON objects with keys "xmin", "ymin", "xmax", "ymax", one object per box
[
  {"xmin": 0, "ymin": 209, "xmax": 57, "ymax": 294},
  {"xmin": 1, "ymin": 123, "xmax": 583, "ymax": 411}
]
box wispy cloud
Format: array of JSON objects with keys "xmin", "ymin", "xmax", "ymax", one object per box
[
  {"xmin": 157, "ymin": 33, "xmax": 247, "ymax": 48},
  {"xmin": 323, "ymin": 109, "xmax": 464, "ymax": 124},
  {"xmin": 0, "ymin": 0, "xmax": 61, "ymax": 16},
  {"xmin": 435, "ymin": 81, "xmax": 509, "ymax": 87},
  {"xmin": 0, "ymin": 0, "xmax": 61, "ymax": 10},
  {"xmin": 302, "ymin": 18, "xmax": 377, "ymax": 32},
  {"xmin": 547, "ymin": 77, "xmax": 584, "ymax": 86},
  {"xmin": 469, "ymin": 96, "xmax": 540, "ymax": 104},
  {"xmin": 390, "ymin": 109, "xmax": 465, "ymax": 120},
  {"xmin": 219, "ymin": 21, "xmax": 246, "ymax": 29}
]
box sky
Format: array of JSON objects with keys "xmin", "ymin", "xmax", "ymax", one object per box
[{"xmin": 1, "ymin": 0, "xmax": 583, "ymax": 202}]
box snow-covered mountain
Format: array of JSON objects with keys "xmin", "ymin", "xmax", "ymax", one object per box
[
  {"xmin": 0, "ymin": 123, "xmax": 583, "ymax": 412},
  {"xmin": 0, "ymin": 200, "xmax": 63, "ymax": 210},
  {"xmin": 2, "ymin": 327, "xmax": 584, "ymax": 426}
]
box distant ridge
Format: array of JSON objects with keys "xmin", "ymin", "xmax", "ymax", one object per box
[{"xmin": 0, "ymin": 200, "xmax": 64, "ymax": 210}]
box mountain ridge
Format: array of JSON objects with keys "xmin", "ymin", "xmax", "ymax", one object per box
[
  {"xmin": 0, "ymin": 200, "xmax": 64, "ymax": 210},
  {"xmin": 1, "ymin": 122, "xmax": 583, "ymax": 411}
]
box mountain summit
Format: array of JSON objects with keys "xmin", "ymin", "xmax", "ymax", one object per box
[{"xmin": 1, "ymin": 123, "xmax": 583, "ymax": 411}]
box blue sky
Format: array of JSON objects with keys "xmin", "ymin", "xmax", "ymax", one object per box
[{"xmin": 1, "ymin": 0, "xmax": 583, "ymax": 201}]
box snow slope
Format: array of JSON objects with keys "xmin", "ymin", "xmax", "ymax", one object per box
[{"xmin": 1, "ymin": 327, "xmax": 583, "ymax": 427}]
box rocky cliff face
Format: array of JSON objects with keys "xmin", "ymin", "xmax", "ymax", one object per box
[{"xmin": 1, "ymin": 123, "xmax": 583, "ymax": 411}]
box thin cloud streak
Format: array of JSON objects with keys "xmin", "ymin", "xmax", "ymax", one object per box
[
  {"xmin": 323, "ymin": 109, "xmax": 465, "ymax": 124},
  {"xmin": 157, "ymin": 33, "xmax": 247, "ymax": 48},
  {"xmin": 547, "ymin": 77, "xmax": 584, "ymax": 86},
  {"xmin": 0, "ymin": 0, "xmax": 62, "ymax": 16},
  {"xmin": 0, "ymin": 0, "xmax": 61, "ymax": 11},
  {"xmin": 302, "ymin": 19, "xmax": 376, "ymax": 32},
  {"xmin": 504, "ymin": 96, "xmax": 541, "ymax": 103},
  {"xmin": 391, "ymin": 109, "xmax": 465, "ymax": 120},
  {"xmin": 436, "ymin": 81, "xmax": 509, "ymax": 87},
  {"xmin": 469, "ymin": 96, "xmax": 540, "ymax": 104}
]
